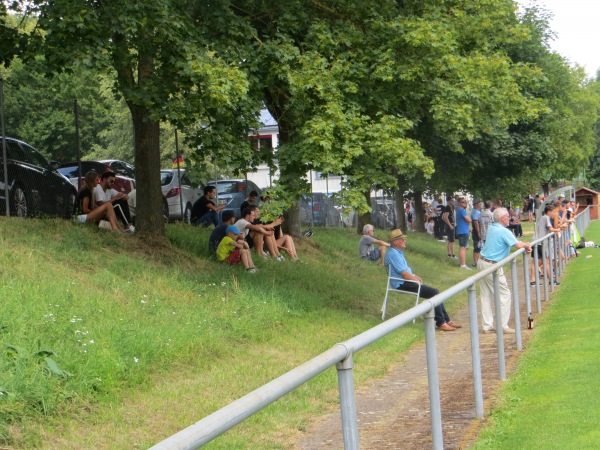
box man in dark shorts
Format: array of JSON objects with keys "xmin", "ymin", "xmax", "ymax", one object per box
[
  {"xmin": 358, "ymin": 224, "xmax": 390, "ymax": 264},
  {"xmin": 442, "ymin": 196, "xmax": 457, "ymax": 259}
]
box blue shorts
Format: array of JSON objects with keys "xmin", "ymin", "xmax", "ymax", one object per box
[
  {"xmin": 457, "ymin": 233, "xmax": 469, "ymax": 248},
  {"xmin": 364, "ymin": 248, "xmax": 381, "ymax": 262}
]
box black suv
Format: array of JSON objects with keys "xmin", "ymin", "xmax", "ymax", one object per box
[{"xmin": 0, "ymin": 137, "xmax": 77, "ymax": 218}]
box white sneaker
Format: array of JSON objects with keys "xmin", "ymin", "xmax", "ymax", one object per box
[
  {"xmin": 502, "ymin": 327, "xmax": 516, "ymax": 334},
  {"xmin": 246, "ymin": 267, "xmax": 257, "ymax": 274},
  {"xmin": 125, "ymin": 225, "xmax": 135, "ymax": 233},
  {"xmin": 459, "ymin": 265, "xmax": 472, "ymax": 270},
  {"xmin": 275, "ymin": 255, "xmax": 285, "ymax": 262}
]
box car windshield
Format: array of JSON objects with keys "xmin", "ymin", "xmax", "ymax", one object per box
[{"xmin": 213, "ymin": 181, "xmax": 245, "ymax": 194}]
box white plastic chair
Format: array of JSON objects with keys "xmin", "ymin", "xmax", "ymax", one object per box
[{"xmin": 381, "ymin": 265, "xmax": 422, "ymax": 321}]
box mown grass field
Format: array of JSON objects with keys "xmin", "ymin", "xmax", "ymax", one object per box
[
  {"xmin": 472, "ymin": 219, "xmax": 600, "ymax": 449},
  {"xmin": 1, "ymin": 218, "xmax": 472, "ymax": 448}
]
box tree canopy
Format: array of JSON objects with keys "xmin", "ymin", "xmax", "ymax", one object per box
[{"xmin": 4, "ymin": 0, "xmax": 598, "ymax": 235}]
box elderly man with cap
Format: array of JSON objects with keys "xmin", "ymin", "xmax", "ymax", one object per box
[
  {"xmin": 384, "ymin": 229, "xmax": 461, "ymax": 331},
  {"xmin": 471, "ymin": 199, "xmax": 483, "ymax": 267},
  {"xmin": 477, "ymin": 208, "xmax": 531, "ymax": 334}
]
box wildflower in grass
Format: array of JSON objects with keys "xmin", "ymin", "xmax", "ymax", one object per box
[
  {"xmin": 141, "ymin": 300, "xmax": 147, "ymax": 304},
  {"xmin": 134, "ymin": 357, "xmax": 139, "ymax": 363},
  {"xmin": 89, "ymin": 340, "xmax": 94, "ymax": 344}
]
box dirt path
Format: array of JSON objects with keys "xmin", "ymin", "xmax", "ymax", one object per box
[{"xmin": 296, "ymin": 262, "xmax": 550, "ymax": 449}]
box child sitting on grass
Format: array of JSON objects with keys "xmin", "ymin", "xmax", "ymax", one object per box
[{"xmin": 216, "ymin": 225, "xmax": 257, "ymax": 273}]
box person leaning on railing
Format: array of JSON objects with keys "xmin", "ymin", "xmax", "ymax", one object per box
[{"xmin": 477, "ymin": 207, "xmax": 532, "ymax": 335}]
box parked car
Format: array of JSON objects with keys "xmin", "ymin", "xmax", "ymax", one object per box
[
  {"xmin": 160, "ymin": 169, "xmax": 201, "ymax": 223},
  {"xmin": 58, "ymin": 160, "xmax": 136, "ymax": 194},
  {"xmin": 204, "ymin": 179, "xmax": 262, "ymax": 216},
  {"xmin": 300, "ymin": 193, "xmax": 341, "ymax": 226},
  {"xmin": 0, "ymin": 137, "xmax": 77, "ymax": 218},
  {"xmin": 371, "ymin": 199, "xmax": 397, "ymax": 230}
]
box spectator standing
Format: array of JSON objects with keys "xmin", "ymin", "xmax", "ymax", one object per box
[
  {"xmin": 358, "ymin": 224, "xmax": 390, "ymax": 264},
  {"xmin": 479, "ymin": 200, "xmax": 494, "ymax": 245},
  {"xmin": 434, "ymin": 197, "xmax": 445, "ymax": 241},
  {"xmin": 191, "ymin": 186, "xmax": 224, "ymax": 227},
  {"xmin": 441, "ymin": 196, "xmax": 457, "ymax": 260},
  {"xmin": 455, "ymin": 197, "xmax": 472, "ymax": 269},
  {"xmin": 534, "ymin": 194, "xmax": 542, "ymax": 219},
  {"xmin": 471, "ymin": 199, "xmax": 482, "ymax": 267},
  {"xmin": 477, "ymin": 208, "xmax": 532, "ymax": 334},
  {"xmin": 384, "ymin": 229, "xmax": 461, "ymax": 331}
]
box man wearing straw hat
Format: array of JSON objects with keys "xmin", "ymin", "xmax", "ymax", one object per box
[{"xmin": 384, "ymin": 229, "xmax": 461, "ymax": 331}]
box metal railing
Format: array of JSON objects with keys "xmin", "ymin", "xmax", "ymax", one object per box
[{"xmin": 151, "ymin": 220, "xmax": 589, "ymax": 450}]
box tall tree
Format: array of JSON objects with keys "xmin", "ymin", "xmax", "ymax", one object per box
[{"xmin": 15, "ymin": 0, "xmax": 253, "ymax": 235}]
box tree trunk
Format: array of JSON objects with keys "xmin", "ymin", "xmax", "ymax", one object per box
[
  {"xmin": 357, "ymin": 190, "xmax": 372, "ymax": 234},
  {"xmin": 130, "ymin": 103, "xmax": 165, "ymax": 236},
  {"xmin": 283, "ymin": 201, "xmax": 301, "ymax": 237},
  {"xmin": 414, "ymin": 190, "xmax": 424, "ymax": 232},
  {"xmin": 263, "ymin": 97, "xmax": 303, "ymax": 237},
  {"xmin": 395, "ymin": 173, "xmax": 407, "ymax": 233}
]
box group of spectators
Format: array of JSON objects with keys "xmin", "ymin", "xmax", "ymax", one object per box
[
  {"xmin": 74, "ymin": 170, "xmax": 135, "ymax": 233},
  {"xmin": 358, "ymin": 192, "xmax": 566, "ymax": 334},
  {"xmin": 192, "ymin": 187, "xmax": 299, "ymax": 273}
]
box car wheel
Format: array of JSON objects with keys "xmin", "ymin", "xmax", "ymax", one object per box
[
  {"xmin": 183, "ymin": 204, "xmax": 192, "ymax": 224},
  {"xmin": 11, "ymin": 185, "xmax": 29, "ymax": 218},
  {"xmin": 162, "ymin": 196, "xmax": 170, "ymax": 221},
  {"xmin": 65, "ymin": 192, "xmax": 76, "ymax": 219}
]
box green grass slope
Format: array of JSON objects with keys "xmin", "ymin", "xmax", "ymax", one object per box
[{"xmin": 1, "ymin": 218, "xmax": 467, "ymax": 448}]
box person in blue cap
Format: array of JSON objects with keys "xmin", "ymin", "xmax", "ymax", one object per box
[{"xmin": 216, "ymin": 225, "xmax": 257, "ymax": 273}]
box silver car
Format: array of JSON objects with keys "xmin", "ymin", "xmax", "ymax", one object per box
[{"xmin": 160, "ymin": 169, "xmax": 200, "ymax": 223}]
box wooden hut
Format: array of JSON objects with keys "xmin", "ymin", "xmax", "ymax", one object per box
[{"xmin": 575, "ymin": 187, "xmax": 598, "ymax": 220}]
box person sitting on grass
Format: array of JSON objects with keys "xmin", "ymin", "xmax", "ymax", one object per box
[
  {"xmin": 208, "ymin": 210, "xmax": 237, "ymax": 255},
  {"xmin": 191, "ymin": 185, "xmax": 224, "ymax": 227},
  {"xmin": 240, "ymin": 190, "xmax": 259, "ymax": 216},
  {"xmin": 358, "ymin": 224, "xmax": 390, "ymax": 264},
  {"xmin": 235, "ymin": 206, "xmax": 285, "ymax": 261},
  {"xmin": 94, "ymin": 171, "xmax": 135, "ymax": 233},
  {"xmin": 74, "ymin": 171, "xmax": 122, "ymax": 231},
  {"xmin": 216, "ymin": 225, "xmax": 257, "ymax": 273}
]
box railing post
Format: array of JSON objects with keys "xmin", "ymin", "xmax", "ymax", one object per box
[
  {"xmin": 549, "ymin": 235, "xmax": 556, "ymax": 292},
  {"xmin": 493, "ymin": 271, "xmax": 507, "ymax": 380},
  {"xmin": 336, "ymin": 352, "xmax": 359, "ymax": 450},
  {"xmin": 533, "ymin": 244, "xmax": 542, "ymax": 313},
  {"xmin": 424, "ymin": 303, "xmax": 443, "ymax": 450},
  {"xmin": 511, "ymin": 259, "xmax": 522, "ymax": 351},
  {"xmin": 542, "ymin": 239, "xmax": 550, "ymax": 301},
  {"xmin": 523, "ymin": 252, "xmax": 532, "ymax": 317},
  {"xmin": 467, "ymin": 284, "xmax": 484, "ymax": 418}
]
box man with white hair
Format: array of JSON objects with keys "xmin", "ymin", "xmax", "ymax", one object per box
[
  {"xmin": 477, "ymin": 207, "xmax": 532, "ymax": 334},
  {"xmin": 358, "ymin": 224, "xmax": 390, "ymax": 264}
]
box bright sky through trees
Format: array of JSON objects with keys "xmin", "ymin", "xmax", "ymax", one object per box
[{"xmin": 518, "ymin": 0, "xmax": 600, "ymax": 77}]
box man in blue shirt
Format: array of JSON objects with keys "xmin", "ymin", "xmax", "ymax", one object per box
[
  {"xmin": 384, "ymin": 229, "xmax": 461, "ymax": 331},
  {"xmin": 477, "ymin": 208, "xmax": 532, "ymax": 334},
  {"xmin": 456, "ymin": 197, "xmax": 472, "ymax": 270}
]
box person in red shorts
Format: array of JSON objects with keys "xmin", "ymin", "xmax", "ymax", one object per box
[{"xmin": 216, "ymin": 225, "xmax": 257, "ymax": 273}]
